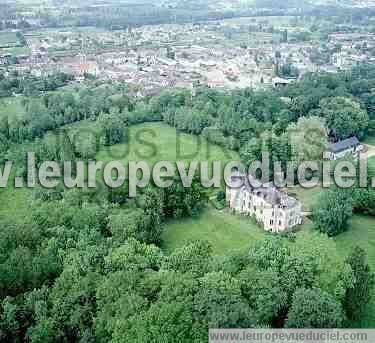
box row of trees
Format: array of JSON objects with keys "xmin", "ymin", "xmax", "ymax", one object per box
[
  {"xmin": 147, "ymin": 64, "xmax": 375, "ymax": 155},
  {"xmin": 3, "ymin": 63, "xmax": 375, "ymax": 167},
  {"xmin": 0, "ymin": 72, "xmax": 73, "ymax": 98},
  {"xmin": 0, "ymin": 83, "xmax": 134, "ymax": 149},
  {"xmin": 314, "ymin": 186, "xmax": 375, "ymax": 237}
]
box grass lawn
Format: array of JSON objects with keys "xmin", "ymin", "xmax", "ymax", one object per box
[
  {"xmin": 0, "ymin": 167, "xmax": 31, "ymax": 224},
  {"xmin": 369, "ymin": 156, "xmax": 375, "ymax": 170},
  {"xmin": 287, "ymin": 185, "xmax": 323, "ymax": 212},
  {"xmin": 96, "ymin": 122, "xmax": 239, "ymax": 173},
  {"xmin": 162, "ymin": 208, "xmax": 266, "ymax": 255},
  {"xmin": 0, "ymin": 121, "xmax": 239, "ymax": 223}
]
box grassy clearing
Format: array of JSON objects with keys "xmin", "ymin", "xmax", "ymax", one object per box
[
  {"xmin": 369, "ymin": 156, "xmax": 375, "ymax": 170},
  {"xmin": 0, "ymin": 32, "xmax": 18, "ymax": 46},
  {"xmin": 0, "ymin": 166, "xmax": 31, "ymax": 224},
  {"xmin": 96, "ymin": 122, "xmax": 239, "ymax": 174},
  {"xmin": 0, "ymin": 46, "xmax": 31, "ymax": 56},
  {"xmin": 162, "ymin": 208, "xmax": 266, "ymax": 255},
  {"xmin": 287, "ymin": 185, "xmax": 323, "ymax": 212},
  {"xmin": 0, "ymin": 99, "xmax": 29, "ymax": 223},
  {"xmin": 0, "ymin": 121, "xmax": 238, "ymax": 222}
]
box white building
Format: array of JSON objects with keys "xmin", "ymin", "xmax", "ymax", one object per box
[
  {"xmin": 327, "ymin": 137, "xmax": 363, "ymax": 161},
  {"xmin": 227, "ymin": 174, "xmax": 303, "ymax": 233},
  {"xmin": 272, "ymin": 77, "xmax": 292, "ymax": 88}
]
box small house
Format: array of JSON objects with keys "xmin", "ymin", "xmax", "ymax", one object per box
[
  {"xmin": 327, "ymin": 137, "xmax": 363, "ymax": 160},
  {"xmin": 272, "ymin": 77, "xmax": 292, "ymax": 88}
]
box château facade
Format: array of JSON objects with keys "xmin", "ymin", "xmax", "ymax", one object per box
[{"xmin": 226, "ymin": 174, "xmax": 303, "ymax": 233}]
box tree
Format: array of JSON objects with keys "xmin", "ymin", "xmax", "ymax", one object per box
[
  {"xmin": 173, "ymin": 107, "xmax": 210, "ymax": 135},
  {"xmin": 108, "ymin": 207, "xmax": 163, "ymax": 246},
  {"xmin": 115, "ymin": 301, "xmax": 197, "ymax": 343},
  {"xmin": 27, "ymin": 99, "xmax": 55, "ymax": 138},
  {"xmin": 278, "ymin": 63, "xmax": 299, "ymax": 78},
  {"xmin": 163, "ymin": 241, "xmax": 212, "ymax": 277},
  {"xmin": 98, "ymin": 108, "xmax": 127, "ymax": 146},
  {"xmin": 105, "ymin": 239, "xmax": 163, "ymax": 273},
  {"xmin": 194, "ymin": 272, "xmax": 256, "ymax": 329},
  {"xmin": 353, "ymin": 188, "xmax": 375, "ymax": 216},
  {"xmin": 162, "ymin": 178, "xmax": 207, "ymax": 219},
  {"xmin": 280, "ymin": 254, "xmax": 318, "ymax": 299},
  {"xmin": 240, "ymin": 138, "xmax": 262, "ymax": 167},
  {"xmin": 282, "ymin": 29, "xmax": 288, "ymax": 43},
  {"xmin": 313, "ymin": 188, "xmax": 354, "ymax": 237},
  {"xmin": 239, "ymin": 268, "xmax": 288, "ymax": 325},
  {"xmin": 315, "ymin": 97, "xmax": 369, "ymax": 140},
  {"xmin": 343, "ymin": 247, "xmax": 375, "ymax": 320},
  {"xmin": 249, "ymin": 236, "xmax": 290, "ymax": 272},
  {"xmin": 287, "ymin": 116, "xmax": 328, "ymax": 167},
  {"xmin": 285, "ymin": 288, "xmax": 345, "ymax": 328}
]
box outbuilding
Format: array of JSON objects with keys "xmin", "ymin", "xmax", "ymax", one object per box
[{"xmin": 327, "ymin": 137, "xmax": 363, "ymax": 160}]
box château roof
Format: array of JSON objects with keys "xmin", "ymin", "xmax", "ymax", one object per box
[{"xmin": 229, "ymin": 174, "xmax": 299, "ymax": 209}]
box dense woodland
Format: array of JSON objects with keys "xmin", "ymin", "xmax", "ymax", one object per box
[{"xmin": 1, "ymin": 63, "xmax": 375, "ymax": 341}]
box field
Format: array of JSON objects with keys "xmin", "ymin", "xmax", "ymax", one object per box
[
  {"xmin": 1, "ymin": 46, "xmax": 31, "ymax": 56},
  {"xmin": 0, "ymin": 31, "xmax": 29, "ymax": 56},
  {"xmin": 0, "ymin": 121, "xmax": 239, "ymax": 219},
  {"xmin": 162, "ymin": 208, "xmax": 266, "ymax": 255},
  {"xmin": 369, "ymin": 156, "xmax": 375, "ymax": 170},
  {"xmin": 96, "ymin": 122, "xmax": 239, "ymax": 174},
  {"xmin": 0, "ymin": 32, "xmax": 19, "ymax": 47},
  {"xmin": 0, "ymin": 103, "xmax": 28, "ymax": 226},
  {"xmin": 287, "ymin": 185, "xmax": 323, "ymax": 212}
]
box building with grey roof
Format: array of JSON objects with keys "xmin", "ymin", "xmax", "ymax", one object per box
[
  {"xmin": 226, "ymin": 174, "xmax": 303, "ymax": 233},
  {"xmin": 327, "ymin": 136, "xmax": 363, "ymax": 160}
]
